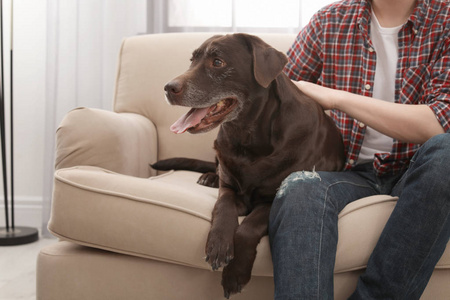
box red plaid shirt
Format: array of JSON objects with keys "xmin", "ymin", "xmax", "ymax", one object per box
[{"xmin": 284, "ymin": 0, "xmax": 450, "ymax": 176}]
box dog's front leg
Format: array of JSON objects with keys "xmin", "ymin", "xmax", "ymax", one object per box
[
  {"xmin": 205, "ymin": 186, "xmax": 239, "ymax": 271},
  {"xmin": 221, "ymin": 203, "xmax": 271, "ymax": 298}
]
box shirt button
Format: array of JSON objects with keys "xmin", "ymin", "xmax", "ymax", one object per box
[
  {"xmin": 368, "ymin": 47, "xmax": 374, "ymax": 52},
  {"xmin": 349, "ymin": 159, "xmax": 355, "ymax": 165},
  {"xmin": 365, "ymin": 84, "xmax": 371, "ymax": 90},
  {"xmin": 359, "ymin": 122, "xmax": 365, "ymax": 128}
]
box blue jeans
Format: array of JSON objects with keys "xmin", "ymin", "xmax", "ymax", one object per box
[{"xmin": 268, "ymin": 133, "xmax": 450, "ymax": 299}]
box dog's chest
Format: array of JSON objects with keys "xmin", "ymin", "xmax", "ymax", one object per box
[{"xmin": 215, "ymin": 142, "xmax": 286, "ymax": 199}]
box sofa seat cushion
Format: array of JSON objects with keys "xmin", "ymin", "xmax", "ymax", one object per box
[{"xmin": 49, "ymin": 166, "xmax": 450, "ymax": 277}]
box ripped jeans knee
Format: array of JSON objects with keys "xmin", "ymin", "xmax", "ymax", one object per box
[{"xmin": 277, "ymin": 168, "xmax": 322, "ymax": 198}]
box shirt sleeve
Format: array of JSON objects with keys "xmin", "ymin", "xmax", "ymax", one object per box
[
  {"xmin": 425, "ymin": 31, "xmax": 450, "ymax": 133},
  {"xmin": 284, "ymin": 12, "xmax": 323, "ymax": 83}
]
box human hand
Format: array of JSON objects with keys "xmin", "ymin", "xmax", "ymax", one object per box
[{"xmin": 292, "ymin": 80, "xmax": 346, "ymax": 110}]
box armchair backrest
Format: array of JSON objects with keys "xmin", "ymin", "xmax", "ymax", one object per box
[{"xmin": 113, "ymin": 32, "xmax": 297, "ymax": 162}]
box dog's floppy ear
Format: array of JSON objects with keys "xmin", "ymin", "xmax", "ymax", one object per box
[
  {"xmin": 243, "ymin": 35, "xmax": 288, "ymax": 88},
  {"xmin": 253, "ymin": 47, "xmax": 288, "ymax": 88}
]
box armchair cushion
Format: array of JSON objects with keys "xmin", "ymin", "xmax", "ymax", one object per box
[{"xmin": 49, "ymin": 166, "xmax": 449, "ymax": 278}]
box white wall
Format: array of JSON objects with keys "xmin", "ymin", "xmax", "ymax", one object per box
[{"xmin": 0, "ymin": 0, "xmax": 47, "ymax": 229}]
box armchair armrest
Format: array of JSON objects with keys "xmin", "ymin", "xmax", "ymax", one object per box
[{"xmin": 55, "ymin": 107, "xmax": 157, "ymax": 178}]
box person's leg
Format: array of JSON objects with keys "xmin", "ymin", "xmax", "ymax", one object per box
[
  {"xmin": 269, "ymin": 166, "xmax": 378, "ymax": 300},
  {"xmin": 350, "ymin": 133, "xmax": 450, "ymax": 299}
]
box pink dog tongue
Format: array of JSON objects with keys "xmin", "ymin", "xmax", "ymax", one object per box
[{"xmin": 170, "ymin": 107, "xmax": 210, "ymax": 134}]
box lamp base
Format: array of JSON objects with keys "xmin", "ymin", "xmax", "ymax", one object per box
[{"xmin": 0, "ymin": 226, "xmax": 39, "ymax": 246}]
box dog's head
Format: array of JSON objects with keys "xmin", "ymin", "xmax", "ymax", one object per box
[{"xmin": 165, "ymin": 33, "xmax": 288, "ymax": 134}]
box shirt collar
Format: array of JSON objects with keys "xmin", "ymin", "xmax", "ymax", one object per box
[
  {"xmin": 357, "ymin": 0, "xmax": 373, "ymax": 37},
  {"xmin": 358, "ymin": 0, "xmax": 427, "ymax": 35},
  {"xmin": 408, "ymin": 0, "xmax": 428, "ymax": 33}
]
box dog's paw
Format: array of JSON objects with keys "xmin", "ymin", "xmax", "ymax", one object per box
[
  {"xmin": 197, "ymin": 172, "xmax": 219, "ymax": 188},
  {"xmin": 221, "ymin": 262, "xmax": 251, "ymax": 299},
  {"xmin": 205, "ymin": 232, "xmax": 234, "ymax": 271}
]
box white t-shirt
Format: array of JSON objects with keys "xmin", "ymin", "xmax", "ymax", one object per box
[{"xmin": 357, "ymin": 12, "xmax": 404, "ymax": 164}]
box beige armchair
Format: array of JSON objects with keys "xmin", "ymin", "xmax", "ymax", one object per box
[{"xmin": 37, "ymin": 33, "xmax": 450, "ymax": 300}]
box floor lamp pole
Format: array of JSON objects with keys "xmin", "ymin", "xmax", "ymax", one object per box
[
  {"xmin": 0, "ymin": 0, "xmax": 38, "ymax": 246},
  {"xmin": 0, "ymin": 0, "xmax": 9, "ymax": 234},
  {"xmin": 9, "ymin": 0, "xmax": 13, "ymax": 229}
]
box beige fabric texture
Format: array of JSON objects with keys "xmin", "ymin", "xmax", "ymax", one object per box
[
  {"xmin": 39, "ymin": 32, "xmax": 450, "ymax": 300},
  {"xmin": 37, "ymin": 241, "xmax": 449, "ymax": 300},
  {"xmin": 37, "ymin": 241, "xmax": 275, "ymax": 300},
  {"xmin": 56, "ymin": 108, "xmax": 158, "ymax": 178},
  {"xmin": 49, "ymin": 166, "xmax": 450, "ymax": 275}
]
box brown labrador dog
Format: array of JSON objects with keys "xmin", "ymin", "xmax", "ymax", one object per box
[{"xmin": 152, "ymin": 33, "xmax": 345, "ymax": 298}]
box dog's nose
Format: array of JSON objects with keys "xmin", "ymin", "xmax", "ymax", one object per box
[{"xmin": 164, "ymin": 80, "xmax": 183, "ymax": 95}]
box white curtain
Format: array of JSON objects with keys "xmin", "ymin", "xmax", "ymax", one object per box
[{"xmin": 42, "ymin": 0, "xmax": 146, "ymax": 237}]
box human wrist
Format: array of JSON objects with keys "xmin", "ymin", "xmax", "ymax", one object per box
[
  {"xmin": 333, "ymin": 89, "xmax": 361, "ymax": 112},
  {"xmin": 332, "ymin": 90, "xmax": 348, "ymax": 111}
]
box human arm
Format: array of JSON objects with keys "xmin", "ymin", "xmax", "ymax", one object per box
[{"xmin": 294, "ymin": 80, "xmax": 445, "ymax": 145}]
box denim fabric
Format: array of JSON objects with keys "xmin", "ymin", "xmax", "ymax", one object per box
[{"xmin": 268, "ymin": 133, "xmax": 450, "ymax": 300}]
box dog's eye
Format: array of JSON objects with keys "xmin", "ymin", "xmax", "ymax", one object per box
[{"xmin": 212, "ymin": 59, "xmax": 224, "ymax": 68}]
